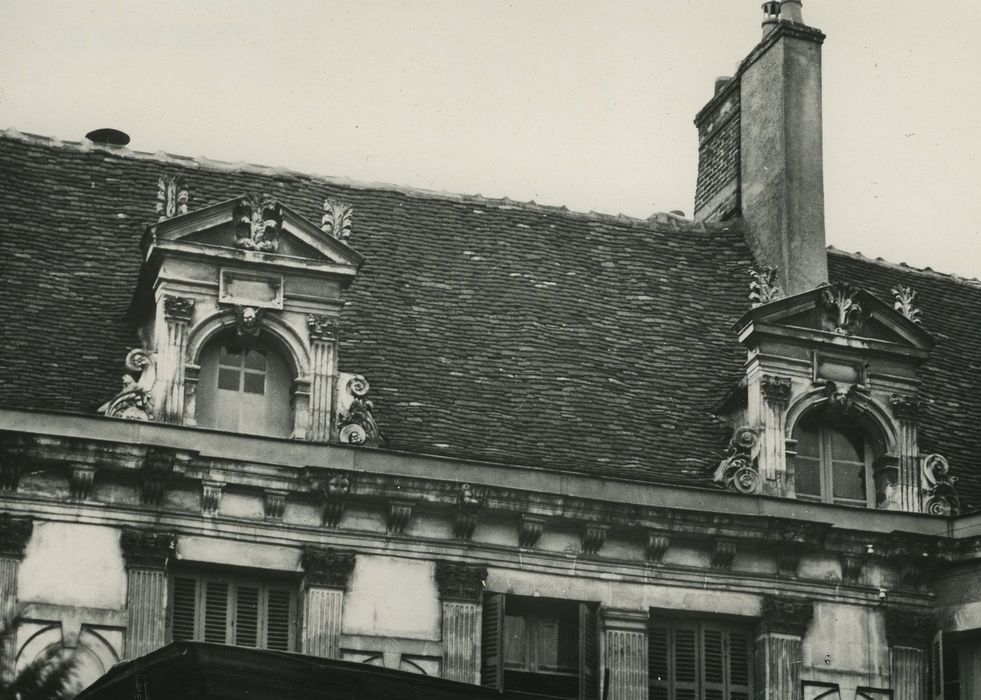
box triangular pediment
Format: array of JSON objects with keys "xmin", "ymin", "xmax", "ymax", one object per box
[
  {"xmin": 146, "ymin": 195, "xmax": 364, "ymax": 270},
  {"xmin": 735, "ymin": 284, "xmax": 935, "ymax": 351}
]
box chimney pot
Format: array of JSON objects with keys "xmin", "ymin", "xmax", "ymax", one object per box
[
  {"xmin": 85, "ymin": 128, "xmax": 130, "ymax": 147},
  {"xmin": 779, "ymin": 0, "xmax": 804, "ymax": 24},
  {"xmin": 761, "ymin": 1, "xmax": 781, "ymax": 31}
]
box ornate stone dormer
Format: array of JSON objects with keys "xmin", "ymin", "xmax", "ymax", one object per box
[
  {"xmin": 103, "ymin": 192, "xmax": 379, "ymax": 445},
  {"xmin": 718, "ymin": 284, "xmax": 945, "ymax": 513}
]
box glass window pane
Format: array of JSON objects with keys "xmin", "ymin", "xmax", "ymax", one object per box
[
  {"xmin": 832, "ymin": 460, "xmax": 865, "ymax": 501},
  {"xmin": 244, "ymin": 348, "xmax": 267, "ymax": 371},
  {"xmin": 795, "ymin": 456, "xmax": 821, "ymax": 497},
  {"xmin": 219, "ymin": 345, "xmax": 241, "ymax": 366},
  {"xmin": 218, "ymin": 368, "xmax": 240, "ymax": 391},
  {"xmin": 243, "ymin": 372, "xmax": 265, "ymax": 395},
  {"xmin": 830, "ymin": 428, "xmax": 863, "ymax": 463},
  {"xmin": 503, "ymin": 615, "xmax": 527, "ymax": 669},
  {"xmin": 538, "ymin": 618, "xmax": 560, "ymax": 670},
  {"xmin": 795, "ymin": 423, "xmax": 820, "ymax": 458}
]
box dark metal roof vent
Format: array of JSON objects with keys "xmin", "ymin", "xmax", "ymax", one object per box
[{"xmin": 85, "ymin": 128, "xmax": 130, "ymax": 146}]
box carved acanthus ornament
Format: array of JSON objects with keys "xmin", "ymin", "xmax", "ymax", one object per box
[
  {"xmin": 581, "ymin": 525, "xmax": 608, "ymax": 556},
  {"xmin": 337, "ymin": 375, "xmax": 380, "ymax": 447},
  {"xmin": 322, "ymin": 471, "xmax": 352, "ymax": 528},
  {"xmin": 232, "ymin": 304, "xmax": 265, "ymax": 338},
  {"xmin": 120, "ymin": 529, "xmax": 175, "ymax": 569},
  {"xmin": 307, "ymin": 315, "xmax": 340, "ymax": 343},
  {"xmin": 518, "ymin": 514, "xmax": 545, "ymax": 549},
  {"xmin": 233, "ymin": 195, "xmax": 282, "ymax": 253},
  {"xmin": 749, "ymin": 265, "xmax": 783, "ymax": 307},
  {"xmin": 201, "ymin": 480, "xmax": 223, "ymax": 515},
  {"xmin": 387, "ymin": 500, "xmax": 413, "ymax": 534},
  {"xmin": 759, "ymin": 596, "xmax": 813, "ymax": 636},
  {"xmin": 891, "ymin": 285, "xmax": 922, "ymax": 325},
  {"xmin": 0, "ymin": 432, "xmax": 30, "ymax": 492},
  {"xmin": 69, "ymin": 464, "xmax": 96, "ymax": 501},
  {"xmin": 263, "ymin": 489, "xmax": 287, "ymax": 520},
  {"xmin": 156, "ymin": 174, "xmax": 189, "ymax": 221},
  {"xmin": 713, "ymin": 426, "xmax": 762, "ymax": 495},
  {"xmin": 645, "ymin": 531, "xmax": 670, "ymax": 563},
  {"xmin": 163, "ymin": 295, "xmax": 195, "ymax": 323},
  {"xmin": 840, "ymin": 553, "xmax": 864, "ymax": 584},
  {"xmin": 0, "ymin": 514, "xmax": 33, "ymax": 559},
  {"xmin": 769, "ymin": 522, "xmax": 828, "ymax": 578},
  {"xmin": 760, "ymin": 374, "xmax": 792, "ymax": 404},
  {"xmin": 922, "ymin": 454, "xmax": 959, "ymax": 516},
  {"xmin": 434, "ymin": 561, "xmax": 487, "ymax": 603},
  {"xmin": 889, "ymin": 394, "xmax": 924, "ymax": 421},
  {"xmin": 140, "ymin": 446, "xmax": 189, "ymax": 505},
  {"xmin": 98, "ymin": 348, "xmax": 157, "ymax": 421},
  {"xmin": 820, "ymin": 283, "xmax": 865, "ymax": 335},
  {"xmin": 321, "ymin": 198, "xmax": 353, "ymax": 241},
  {"xmin": 301, "ymin": 547, "xmax": 356, "ymax": 589},
  {"xmin": 711, "ymin": 539, "xmax": 737, "ymax": 569},
  {"xmin": 453, "ymin": 483, "xmax": 485, "ymax": 540}
]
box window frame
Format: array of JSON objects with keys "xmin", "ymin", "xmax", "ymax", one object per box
[
  {"xmin": 793, "ymin": 416, "xmax": 877, "ymax": 508},
  {"xmin": 167, "ymin": 568, "xmax": 298, "ymax": 652}
]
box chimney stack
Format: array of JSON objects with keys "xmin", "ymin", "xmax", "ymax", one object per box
[{"xmin": 694, "ymin": 1, "xmax": 827, "ymax": 296}]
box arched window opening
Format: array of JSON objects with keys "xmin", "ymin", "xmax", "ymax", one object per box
[
  {"xmin": 197, "ymin": 334, "xmax": 292, "ymax": 438},
  {"xmin": 793, "ymin": 410, "xmax": 883, "ymax": 508}
]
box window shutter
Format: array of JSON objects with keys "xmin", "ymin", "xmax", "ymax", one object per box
[
  {"xmin": 235, "ymin": 584, "xmax": 260, "ymax": 647},
  {"xmin": 481, "ymin": 593, "xmax": 504, "ymax": 689},
  {"xmin": 203, "ymin": 579, "xmax": 230, "ymax": 644},
  {"xmin": 673, "ymin": 623, "xmax": 699, "ymax": 700},
  {"xmin": 702, "ymin": 625, "xmax": 725, "ymax": 700},
  {"xmin": 649, "ymin": 622, "xmax": 670, "ymax": 700},
  {"xmin": 171, "ymin": 576, "xmax": 198, "ymax": 642},
  {"xmin": 265, "ymin": 587, "xmax": 293, "ymax": 651},
  {"xmin": 578, "ymin": 602, "xmax": 598, "ymax": 700},
  {"xmin": 930, "ymin": 630, "xmax": 943, "ymax": 700},
  {"xmin": 726, "ymin": 629, "xmax": 752, "ymax": 700}
]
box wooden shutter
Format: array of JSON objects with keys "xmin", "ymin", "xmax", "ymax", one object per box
[
  {"xmin": 203, "ymin": 579, "xmax": 230, "ymax": 644},
  {"xmin": 481, "ymin": 593, "xmax": 505, "ymax": 689},
  {"xmin": 235, "ymin": 584, "xmax": 260, "ymax": 647},
  {"xmin": 265, "ymin": 587, "xmax": 293, "ymax": 651},
  {"xmin": 930, "ymin": 630, "xmax": 943, "ymax": 700},
  {"xmin": 171, "ymin": 576, "xmax": 198, "ymax": 642},
  {"xmin": 673, "ymin": 623, "xmax": 700, "ymax": 700},
  {"xmin": 702, "ymin": 625, "xmax": 726, "ymax": 700},
  {"xmin": 726, "ymin": 628, "xmax": 752, "ymax": 700},
  {"xmin": 649, "ymin": 622, "xmax": 670, "ymax": 700},
  {"xmin": 579, "ymin": 603, "xmax": 598, "ymax": 700}
]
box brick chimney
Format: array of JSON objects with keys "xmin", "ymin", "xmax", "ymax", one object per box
[{"xmin": 694, "ymin": 1, "xmax": 827, "ymax": 296}]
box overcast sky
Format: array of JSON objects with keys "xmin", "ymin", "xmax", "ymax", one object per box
[{"xmin": 1, "ymin": 1, "xmax": 979, "ymax": 278}]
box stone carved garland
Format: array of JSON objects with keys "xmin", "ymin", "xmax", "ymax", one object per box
[
  {"xmin": 337, "ymin": 376, "xmax": 380, "ymax": 447},
  {"xmin": 922, "ymin": 454, "xmax": 959, "ymax": 516},
  {"xmin": 749, "ymin": 265, "xmax": 783, "ymax": 307},
  {"xmin": 713, "ymin": 426, "xmax": 762, "ymax": 495},
  {"xmin": 98, "ymin": 348, "xmax": 157, "ymax": 421},
  {"xmin": 892, "ymin": 285, "xmax": 922, "ymax": 325},
  {"xmin": 322, "ymin": 198, "xmax": 353, "ymax": 241},
  {"xmin": 233, "ymin": 195, "xmax": 282, "ymax": 253},
  {"xmin": 156, "ymin": 174, "xmax": 189, "ymax": 221},
  {"xmin": 820, "ymin": 282, "xmax": 865, "ymax": 335}
]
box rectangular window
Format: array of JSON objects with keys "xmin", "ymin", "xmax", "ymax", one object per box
[
  {"xmin": 482, "ymin": 593, "xmax": 598, "ymax": 700},
  {"xmin": 169, "ymin": 570, "xmax": 297, "ymax": 651},
  {"xmin": 649, "ymin": 618, "xmax": 752, "ymax": 700}
]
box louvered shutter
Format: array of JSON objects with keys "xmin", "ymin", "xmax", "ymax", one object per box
[
  {"xmin": 481, "ymin": 593, "xmax": 505, "ymax": 689},
  {"xmin": 171, "ymin": 576, "xmax": 198, "ymax": 641},
  {"xmin": 673, "ymin": 623, "xmax": 700, "ymax": 700},
  {"xmin": 702, "ymin": 625, "xmax": 725, "ymax": 700},
  {"xmin": 930, "ymin": 630, "xmax": 943, "ymax": 700},
  {"xmin": 265, "ymin": 587, "xmax": 293, "ymax": 651},
  {"xmin": 579, "ymin": 603, "xmax": 598, "ymax": 700},
  {"xmin": 649, "ymin": 622, "xmax": 671, "ymax": 700},
  {"xmin": 726, "ymin": 628, "xmax": 752, "ymax": 700},
  {"xmin": 203, "ymin": 579, "xmax": 230, "ymax": 644},
  {"xmin": 235, "ymin": 584, "xmax": 260, "ymax": 647}
]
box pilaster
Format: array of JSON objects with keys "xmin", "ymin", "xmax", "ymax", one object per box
[
  {"xmin": 602, "ymin": 608, "xmax": 649, "ymax": 700},
  {"xmin": 159, "ymin": 295, "xmax": 195, "ymax": 424},
  {"xmin": 120, "ymin": 528, "xmax": 175, "ymax": 659},
  {"xmin": 307, "ymin": 315, "xmax": 338, "ymax": 442},
  {"xmin": 435, "ymin": 561, "xmax": 486, "ymax": 684},
  {"xmin": 890, "ymin": 395, "xmax": 923, "ymax": 512},
  {"xmin": 756, "ymin": 596, "xmax": 812, "ymax": 700},
  {"xmin": 300, "ymin": 547, "xmax": 355, "ymax": 658},
  {"xmin": 885, "ymin": 608, "xmax": 930, "ymax": 700},
  {"xmin": 0, "ymin": 515, "xmax": 32, "ymax": 678},
  {"xmin": 759, "ymin": 374, "xmax": 791, "ymax": 486}
]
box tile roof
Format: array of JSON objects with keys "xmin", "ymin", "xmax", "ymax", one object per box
[{"xmin": 1, "ymin": 131, "xmax": 978, "ymax": 508}]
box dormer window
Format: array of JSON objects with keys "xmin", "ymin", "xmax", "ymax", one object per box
[
  {"xmin": 793, "ymin": 414, "xmax": 874, "ymax": 507},
  {"xmin": 196, "ymin": 336, "xmax": 292, "ymax": 437}
]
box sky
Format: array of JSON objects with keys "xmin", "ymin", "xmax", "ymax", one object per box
[{"xmin": 1, "ymin": 0, "xmax": 979, "ymax": 278}]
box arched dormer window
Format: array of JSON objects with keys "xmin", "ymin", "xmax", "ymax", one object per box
[
  {"xmin": 196, "ymin": 334, "xmax": 292, "ymax": 438},
  {"xmin": 792, "ymin": 408, "xmax": 885, "ymax": 508}
]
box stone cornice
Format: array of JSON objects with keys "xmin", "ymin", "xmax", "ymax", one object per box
[
  {"xmin": 759, "ymin": 595, "xmax": 813, "ymax": 636},
  {"xmin": 301, "ymin": 546, "xmax": 355, "ymax": 589},
  {"xmin": 434, "ymin": 560, "xmax": 487, "ymax": 603},
  {"xmin": 120, "ymin": 528, "xmax": 175, "ymax": 569}
]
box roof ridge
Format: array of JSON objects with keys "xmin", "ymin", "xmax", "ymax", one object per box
[
  {"xmin": 1, "ymin": 127, "xmax": 726, "ymax": 234},
  {"xmin": 827, "ymin": 245, "xmax": 981, "ymax": 290}
]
